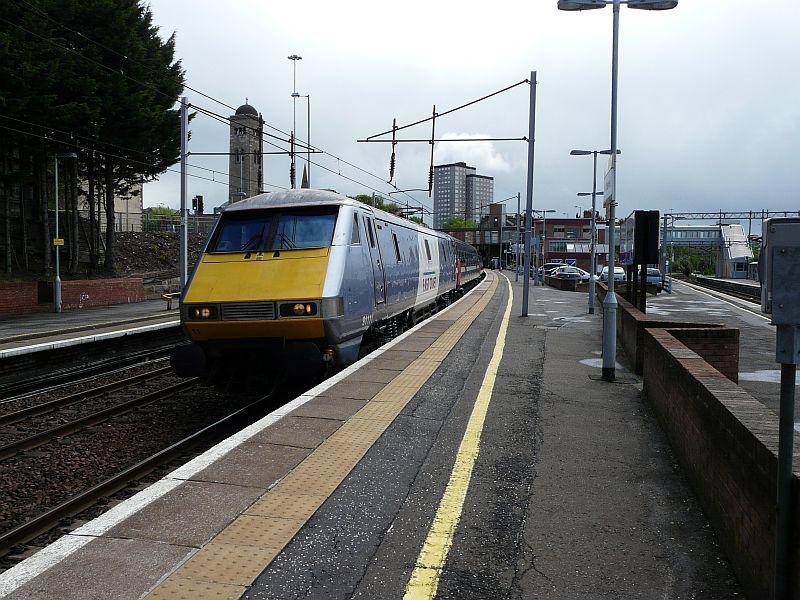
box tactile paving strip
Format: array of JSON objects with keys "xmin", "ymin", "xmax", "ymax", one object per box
[{"xmin": 145, "ymin": 274, "xmax": 499, "ymax": 599}]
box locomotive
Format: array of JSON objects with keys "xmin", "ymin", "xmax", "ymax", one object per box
[{"xmin": 171, "ymin": 189, "xmax": 483, "ymax": 381}]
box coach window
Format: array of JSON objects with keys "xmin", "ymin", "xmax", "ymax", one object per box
[
  {"xmin": 351, "ymin": 214, "xmax": 361, "ymax": 245},
  {"xmin": 392, "ymin": 233, "xmax": 401, "ymax": 262},
  {"xmin": 366, "ymin": 217, "xmax": 376, "ymax": 247},
  {"xmin": 424, "ymin": 239, "xmax": 432, "ymax": 261}
]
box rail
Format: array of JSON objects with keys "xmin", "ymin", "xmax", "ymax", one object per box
[{"xmin": 0, "ymin": 393, "xmax": 273, "ymax": 558}]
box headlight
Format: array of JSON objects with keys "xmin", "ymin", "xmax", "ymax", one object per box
[
  {"xmin": 187, "ymin": 305, "xmax": 218, "ymax": 320},
  {"xmin": 279, "ymin": 301, "xmax": 318, "ymax": 318}
]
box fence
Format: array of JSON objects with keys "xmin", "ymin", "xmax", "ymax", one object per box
[{"xmin": 73, "ymin": 210, "xmax": 217, "ymax": 234}]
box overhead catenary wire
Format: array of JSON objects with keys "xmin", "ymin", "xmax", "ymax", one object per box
[
  {"xmin": 363, "ymin": 79, "xmax": 531, "ymax": 140},
  {"xmin": 0, "ymin": 114, "xmax": 286, "ymax": 191},
  {"xmin": 6, "ymin": 7, "xmax": 428, "ymax": 213},
  {"xmin": 0, "ymin": 123, "xmax": 287, "ymax": 191},
  {"xmin": 189, "ymin": 104, "xmax": 431, "ymax": 214},
  {"xmin": 190, "ymin": 103, "xmax": 428, "ymax": 212}
]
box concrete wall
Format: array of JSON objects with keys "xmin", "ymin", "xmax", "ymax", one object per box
[{"xmin": 643, "ymin": 328, "xmax": 800, "ymax": 599}]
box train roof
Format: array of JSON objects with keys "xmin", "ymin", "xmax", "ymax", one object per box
[
  {"xmin": 222, "ymin": 189, "xmax": 478, "ymax": 252},
  {"xmin": 222, "ymin": 189, "xmax": 359, "ymax": 212}
]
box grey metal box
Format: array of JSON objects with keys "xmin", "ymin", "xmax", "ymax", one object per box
[{"xmin": 760, "ymin": 218, "xmax": 800, "ymax": 324}]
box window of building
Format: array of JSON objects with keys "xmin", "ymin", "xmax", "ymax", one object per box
[
  {"xmin": 553, "ymin": 225, "xmax": 565, "ymax": 237},
  {"xmin": 550, "ymin": 241, "xmax": 567, "ymax": 253}
]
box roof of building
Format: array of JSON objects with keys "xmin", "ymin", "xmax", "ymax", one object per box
[
  {"xmin": 434, "ymin": 162, "xmax": 472, "ymax": 170},
  {"xmin": 466, "ymin": 174, "xmax": 493, "ymax": 180},
  {"xmin": 235, "ymin": 103, "xmax": 258, "ymax": 116}
]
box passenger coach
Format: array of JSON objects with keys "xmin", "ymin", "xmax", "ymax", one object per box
[{"xmin": 172, "ymin": 189, "xmax": 482, "ymax": 381}]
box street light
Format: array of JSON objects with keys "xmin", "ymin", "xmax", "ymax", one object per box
[
  {"xmin": 298, "ymin": 94, "xmax": 311, "ymax": 187},
  {"xmin": 288, "ymin": 54, "xmax": 302, "ymax": 189},
  {"xmin": 571, "ymin": 148, "xmax": 619, "ymax": 314},
  {"xmin": 53, "ymin": 151, "xmax": 77, "ymax": 313},
  {"xmin": 560, "ymin": 0, "xmax": 678, "ymax": 382},
  {"xmin": 532, "ymin": 209, "xmax": 556, "ymax": 285}
]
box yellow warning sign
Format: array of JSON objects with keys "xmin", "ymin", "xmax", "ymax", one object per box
[{"xmin": 52, "ymin": 238, "xmax": 65, "ymax": 246}]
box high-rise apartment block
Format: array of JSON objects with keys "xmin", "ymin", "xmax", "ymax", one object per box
[{"xmin": 433, "ymin": 162, "xmax": 494, "ymax": 229}]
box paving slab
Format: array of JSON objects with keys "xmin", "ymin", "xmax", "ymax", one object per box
[
  {"xmin": 189, "ymin": 442, "xmax": 311, "ymax": 488},
  {"xmin": 103, "ymin": 480, "xmax": 264, "ymax": 547},
  {"xmin": 248, "ymin": 416, "xmax": 343, "ymax": 449},
  {"xmin": 6, "ymin": 537, "xmax": 193, "ymax": 600},
  {"xmin": 315, "ymin": 379, "xmax": 386, "ymax": 401},
  {"xmin": 288, "ymin": 396, "xmax": 369, "ymax": 421}
]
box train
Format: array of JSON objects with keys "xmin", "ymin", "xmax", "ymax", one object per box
[{"xmin": 171, "ymin": 189, "xmax": 483, "ymax": 382}]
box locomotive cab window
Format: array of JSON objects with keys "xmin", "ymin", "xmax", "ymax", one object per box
[{"xmin": 210, "ymin": 206, "xmax": 338, "ymax": 253}]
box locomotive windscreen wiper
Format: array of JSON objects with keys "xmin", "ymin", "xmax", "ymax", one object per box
[{"xmin": 240, "ymin": 224, "xmax": 266, "ymax": 251}]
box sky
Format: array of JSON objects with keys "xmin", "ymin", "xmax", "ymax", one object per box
[{"xmin": 143, "ymin": 0, "xmax": 800, "ymax": 226}]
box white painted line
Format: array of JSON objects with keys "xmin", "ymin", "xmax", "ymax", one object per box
[
  {"xmin": 0, "ymin": 320, "xmax": 180, "ymax": 359},
  {"xmin": 0, "ymin": 274, "xmax": 491, "ymax": 595},
  {"xmin": 0, "ymin": 534, "xmax": 94, "ymax": 597},
  {"xmin": 672, "ymin": 280, "xmax": 769, "ymax": 322}
]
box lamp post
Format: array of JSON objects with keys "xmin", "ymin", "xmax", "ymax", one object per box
[
  {"xmin": 531, "ymin": 209, "xmax": 556, "ymax": 285},
  {"xmin": 559, "ymin": 0, "xmax": 678, "ymax": 381},
  {"xmin": 288, "ymin": 54, "xmax": 302, "ymax": 189},
  {"xmin": 53, "ymin": 152, "xmax": 77, "ymax": 313},
  {"xmin": 571, "ymin": 148, "xmax": 619, "ymax": 314}
]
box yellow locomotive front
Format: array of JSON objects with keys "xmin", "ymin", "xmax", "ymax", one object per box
[{"xmin": 172, "ymin": 195, "xmax": 340, "ymax": 381}]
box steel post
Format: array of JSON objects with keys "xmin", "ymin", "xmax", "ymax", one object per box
[
  {"xmin": 774, "ymin": 339, "xmax": 797, "ymax": 600},
  {"xmin": 179, "ymin": 96, "xmax": 188, "ymax": 293},
  {"xmin": 53, "ymin": 157, "xmax": 61, "ymax": 313},
  {"xmin": 602, "ymin": 0, "xmax": 621, "ymax": 382},
  {"xmin": 589, "ymin": 151, "xmax": 598, "ymax": 314},
  {"xmin": 516, "ymin": 192, "xmax": 521, "ymax": 282},
  {"xmin": 521, "ymin": 71, "xmax": 537, "ymax": 317}
]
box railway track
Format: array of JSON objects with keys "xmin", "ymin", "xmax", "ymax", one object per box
[
  {"xmin": 0, "ymin": 392, "xmax": 272, "ymax": 558},
  {"xmin": 0, "ymin": 344, "xmax": 178, "ymax": 399},
  {"xmin": 0, "ymin": 375, "xmax": 197, "ymax": 461}
]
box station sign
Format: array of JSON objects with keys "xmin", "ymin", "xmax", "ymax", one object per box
[
  {"xmin": 619, "ymin": 210, "xmax": 660, "ymax": 266},
  {"xmin": 566, "ymin": 258, "xmax": 577, "ymax": 266},
  {"xmin": 52, "ymin": 238, "xmax": 64, "ymax": 246},
  {"xmin": 604, "ymin": 156, "xmax": 615, "ymax": 221}
]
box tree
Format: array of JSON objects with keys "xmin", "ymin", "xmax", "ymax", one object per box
[
  {"xmin": 441, "ymin": 216, "xmax": 477, "ymax": 229},
  {"xmin": 0, "ymin": 0, "xmax": 184, "ymax": 276}
]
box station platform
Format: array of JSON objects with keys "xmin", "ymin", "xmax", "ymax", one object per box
[
  {"xmin": 0, "ymin": 299, "xmax": 178, "ymax": 358},
  {"xmin": 0, "ymin": 272, "xmax": 742, "ymax": 599}
]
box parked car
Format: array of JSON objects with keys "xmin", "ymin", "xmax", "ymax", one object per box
[
  {"xmin": 599, "ymin": 266, "xmax": 627, "ymax": 282},
  {"xmin": 646, "ymin": 267, "xmax": 663, "ymax": 290},
  {"xmin": 551, "ymin": 266, "xmax": 583, "ymax": 281},
  {"xmin": 536, "ymin": 262, "xmax": 567, "ymax": 278}
]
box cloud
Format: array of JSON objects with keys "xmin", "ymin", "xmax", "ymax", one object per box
[{"xmin": 433, "ymin": 133, "xmax": 512, "ymax": 174}]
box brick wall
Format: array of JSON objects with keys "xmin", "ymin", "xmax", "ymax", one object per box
[
  {"xmin": 643, "ymin": 328, "xmax": 800, "ymax": 599},
  {"xmin": 0, "ymin": 282, "xmax": 40, "ymax": 315},
  {"xmin": 595, "ymin": 282, "xmax": 728, "ymax": 375},
  {"xmin": 669, "ymin": 327, "xmax": 740, "ymax": 382},
  {"xmin": 59, "ymin": 278, "xmax": 144, "ymax": 310}
]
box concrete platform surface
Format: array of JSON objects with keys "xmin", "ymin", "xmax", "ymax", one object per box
[
  {"xmin": 0, "ymin": 273, "xmax": 743, "ymax": 599},
  {"xmin": 0, "ymin": 299, "xmax": 175, "ymax": 343},
  {"xmin": 0, "ymin": 299, "xmax": 178, "ymax": 356}
]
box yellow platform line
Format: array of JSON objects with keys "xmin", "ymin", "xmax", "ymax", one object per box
[
  {"xmin": 146, "ymin": 275, "xmax": 500, "ymax": 599},
  {"xmin": 403, "ymin": 273, "xmax": 512, "ymax": 600}
]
